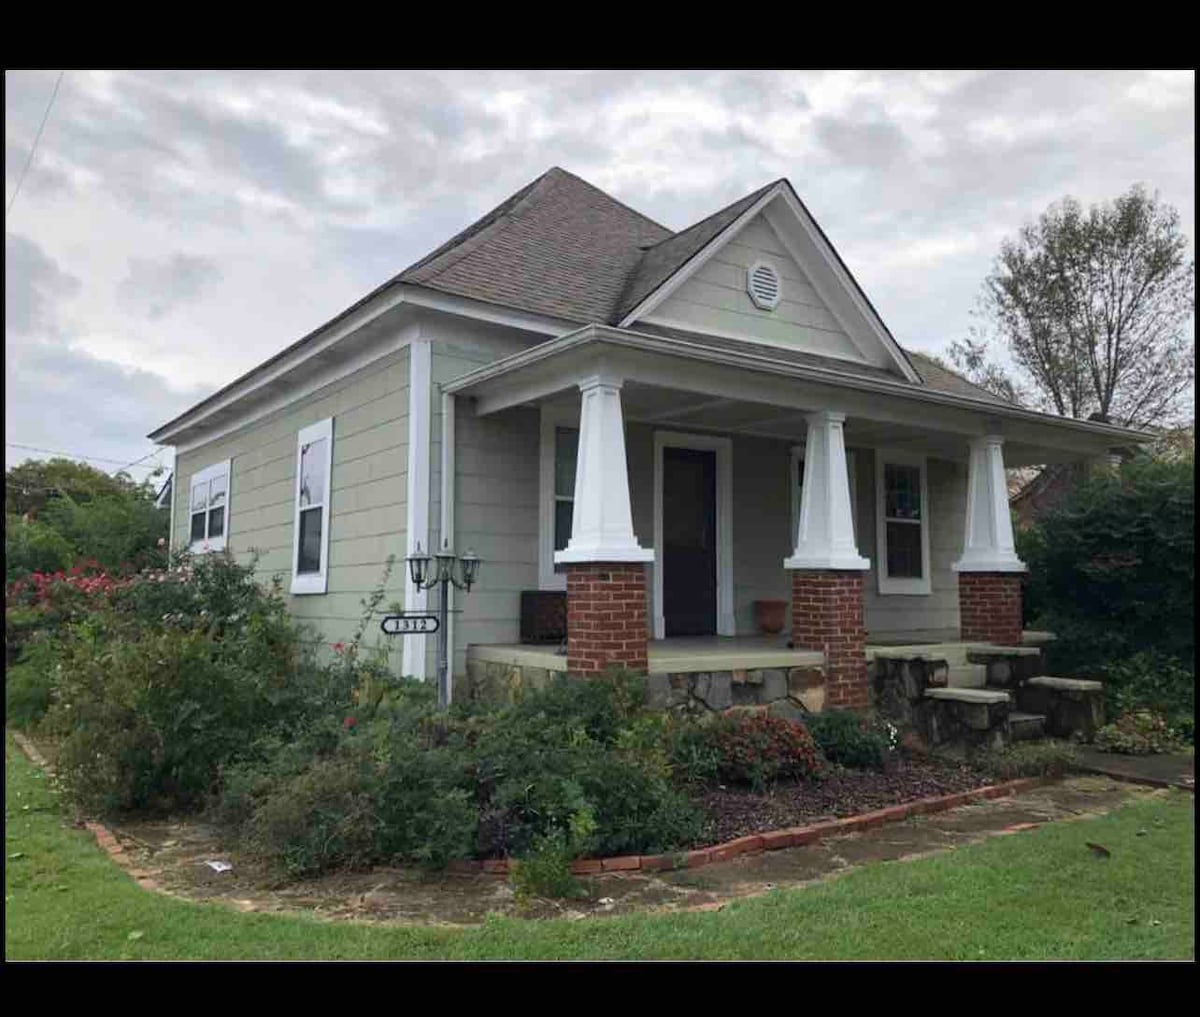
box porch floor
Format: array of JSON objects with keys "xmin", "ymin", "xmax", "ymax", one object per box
[
  {"xmin": 466, "ymin": 630, "xmax": 1053, "ymax": 676},
  {"xmin": 468, "ymin": 635, "xmax": 823, "ymax": 675}
]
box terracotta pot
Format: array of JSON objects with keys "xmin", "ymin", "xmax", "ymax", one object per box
[{"xmin": 754, "ymin": 599, "xmax": 788, "ymax": 635}]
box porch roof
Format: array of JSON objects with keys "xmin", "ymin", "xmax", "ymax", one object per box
[{"xmin": 443, "ymin": 324, "xmax": 1151, "ymax": 466}]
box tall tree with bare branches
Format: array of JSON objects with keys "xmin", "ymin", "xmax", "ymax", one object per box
[{"xmin": 950, "ymin": 185, "xmax": 1195, "ymax": 429}]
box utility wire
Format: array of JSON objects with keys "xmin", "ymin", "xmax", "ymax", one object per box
[
  {"xmin": 6, "ymin": 70, "xmax": 65, "ymax": 218},
  {"xmin": 6, "ymin": 442, "xmax": 165, "ymax": 471}
]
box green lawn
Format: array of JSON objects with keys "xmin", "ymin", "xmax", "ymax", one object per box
[{"xmin": 5, "ymin": 735, "xmax": 1193, "ymax": 960}]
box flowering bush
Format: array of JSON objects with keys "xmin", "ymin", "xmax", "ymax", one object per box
[
  {"xmin": 1094, "ymin": 710, "xmax": 1185, "ymax": 755},
  {"xmin": 803, "ymin": 710, "xmax": 897, "ymax": 770}
]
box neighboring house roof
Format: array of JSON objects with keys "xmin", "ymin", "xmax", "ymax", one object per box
[{"xmin": 397, "ymin": 167, "xmax": 671, "ymax": 324}]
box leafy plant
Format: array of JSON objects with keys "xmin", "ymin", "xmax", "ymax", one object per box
[
  {"xmin": 1093, "ymin": 711, "xmax": 1184, "ymax": 755},
  {"xmin": 1100, "ymin": 651, "xmax": 1194, "ymax": 739},
  {"xmin": 972, "ymin": 739, "xmax": 1078, "ymax": 779},
  {"xmin": 706, "ymin": 713, "xmax": 823, "ymax": 790},
  {"xmin": 803, "ymin": 711, "xmax": 896, "ymax": 770}
]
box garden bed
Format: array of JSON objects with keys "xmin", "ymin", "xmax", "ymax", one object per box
[{"xmin": 695, "ymin": 756, "xmax": 998, "ymax": 846}]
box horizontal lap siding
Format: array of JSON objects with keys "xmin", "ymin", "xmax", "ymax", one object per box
[
  {"xmin": 643, "ymin": 214, "xmax": 867, "ymax": 364},
  {"xmin": 173, "ymin": 349, "xmax": 410, "ymax": 665},
  {"xmin": 731, "ymin": 435, "xmax": 792, "ymax": 632}
]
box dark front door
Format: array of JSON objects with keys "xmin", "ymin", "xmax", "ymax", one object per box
[{"xmin": 662, "ymin": 446, "xmax": 717, "ymax": 637}]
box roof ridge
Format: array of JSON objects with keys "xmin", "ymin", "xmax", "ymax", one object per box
[
  {"xmin": 639, "ymin": 178, "xmax": 782, "ymax": 253},
  {"xmin": 543, "ymin": 166, "xmax": 672, "ymax": 235},
  {"xmin": 397, "ymin": 169, "xmax": 554, "ymax": 280}
]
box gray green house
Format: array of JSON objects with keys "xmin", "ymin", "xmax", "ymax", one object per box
[{"xmin": 149, "ymin": 168, "xmax": 1144, "ymax": 713}]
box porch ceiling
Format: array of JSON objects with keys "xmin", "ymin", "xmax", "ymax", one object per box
[{"xmin": 446, "ymin": 324, "xmax": 1149, "ymax": 467}]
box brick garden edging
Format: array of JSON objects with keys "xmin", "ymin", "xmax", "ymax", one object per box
[
  {"xmin": 11, "ymin": 731, "xmax": 1050, "ymax": 885},
  {"xmin": 449, "ymin": 775, "xmax": 1052, "ymax": 876},
  {"xmin": 11, "ymin": 730, "xmax": 165, "ymax": 894}
]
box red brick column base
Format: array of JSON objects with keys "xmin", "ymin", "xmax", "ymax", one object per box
[
  {"xmin": 958, "ymin": 572, "xmax": 1024, "ymax": 646},
  {"xmin": 565, "ymin": 563, "xmax": 649, "ymax": 675},
  {"xmin": 790, "ymin": 570, "xmax": 867, "ymax": 710}
]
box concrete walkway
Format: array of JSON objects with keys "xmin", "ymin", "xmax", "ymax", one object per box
[{"xmin": 1074, "ymin": 747, "xmax": 1195, "ymax": 790}]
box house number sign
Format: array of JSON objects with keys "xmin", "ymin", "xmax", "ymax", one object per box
[{"xmin": 380, "ymin": 613, "xmax": 440, "ymax": 636}]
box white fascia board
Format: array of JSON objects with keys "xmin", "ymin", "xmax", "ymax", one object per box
[
  {"xmin": 618, "ymin": 184, "xmax": 786, "ymax": 328},
  {"xmin": 444, "ymin": 325, "xmax": 1151, "ymax": 450},
  {"xmin": 770, "ymin": 186, "xmax": 922, "ymax": 384},
  {"xmin": 150, "ymin": 285, "xmax": 574, "ymax": 448}
]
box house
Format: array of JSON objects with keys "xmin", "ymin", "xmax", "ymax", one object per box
[{"xmin": 148, "ymin": 167, "xmax": 1147, "ymax": 716}]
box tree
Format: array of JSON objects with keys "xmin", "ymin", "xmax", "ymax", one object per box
[
  {"xmin": 950, "ymin": 185, "xmax": 1195, "ymax": 429},
  {"xmin": 5, "ymin": 458, "xmax": 167, "ymax": 579}
]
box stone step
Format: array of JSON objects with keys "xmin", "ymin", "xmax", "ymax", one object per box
[
  {"xmin": 947, "ymin": 664, "xmax": 988, "ymax": 689},
  {"xmin": 1015, "ymin": 676, "xmax": 1105, "ymax": 741},
  {"xmin": 924, "ymin": 687, "xmax": 1010, "ymax": 704},
  {"xmin": 1009, "ymin": 710, "xmax": 1047, "ymax": 742}
]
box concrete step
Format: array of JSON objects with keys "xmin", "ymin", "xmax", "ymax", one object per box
[
  {"xmin": 924, "ymin": 687, "xmax": 1010, "ymax": 704},
  {"xmin": 1009, "ymin": 710, "xmax": 1047, "ymax": 742},
  {"xmin": 947, "ymin": 664, "xmax": 988, "ymax": 689}
]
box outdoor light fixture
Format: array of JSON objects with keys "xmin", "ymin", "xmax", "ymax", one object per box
[
  {"xmin": 400, "ymin": 539, "xmax": 483, "ymax": 710},
  {"xmin": 406, "ymin": 542, "xmax": 433, "ymax": 587}
]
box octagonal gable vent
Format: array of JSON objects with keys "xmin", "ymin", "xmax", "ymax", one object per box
[{"xmin": 747, "ymin": 261, "xmax": 782, "ymax": 310}]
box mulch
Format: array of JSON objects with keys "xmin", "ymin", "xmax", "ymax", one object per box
[{"xmin": 694, "ymin": 757, "xmax": 998, "ymax": 846}]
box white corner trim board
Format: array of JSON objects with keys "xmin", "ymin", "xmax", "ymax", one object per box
[
  {"xmin": 652, "ymin": 430, "xmax": 735, "ymax": 640},
  {"xmin": 403, "ymin": 339, "xmax": 432, "ymax": 680},
  {"xmin": 785, "ymin": 411, "xmax": 870, "ymax": 572},
  {"xmin": 953, "ymin": 435, "xmax": 1027, "ymax": 574},
  {"xmin": 290, "ymin": 418, "xmax": 333, "ymax": 595},
  {"xmin": 187, "ymin": 459, "xmax": 232, "ymax": 554},
  {"xmin": 554, "ymin": 373, "xmax": 653, "ymax": 566},
  {"xmin": 440, "ymin": 389, "xmax": 456, "ymax": 703}
]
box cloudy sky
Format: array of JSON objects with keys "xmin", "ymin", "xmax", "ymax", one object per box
[{"xmin": 5, "ymin": 69, "xmax": 1195, "ymax": 480}]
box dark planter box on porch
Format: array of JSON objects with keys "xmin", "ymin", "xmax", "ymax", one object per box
[{"xmin": 520, "ymin": 590, "xmax": 567, "ymax": 644}]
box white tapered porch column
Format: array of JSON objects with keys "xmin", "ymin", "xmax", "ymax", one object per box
[
  {"xmin": 952, "ymin": 435, "xmax": 1026, "ymax": 575},
  {"xmin": 952, "ymin": 435, "xmax": 1026, "ymax": 647},
  {"xmin": 784, "ymin": 411, "xmax": 870, "ymax": 710},
  {"xmin": 554, "ymin": 373, "xmax": 653, "ymax": 565},
  {"xmin": 784, "ymin": 411, "xmax": 870, "ymax": 571},
  {"xmin": 554, "ymin": 373, "xmax": 652, "ymax": 676}
]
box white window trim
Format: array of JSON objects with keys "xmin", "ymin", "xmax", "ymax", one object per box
[
  {"xmin": 875, "ymin": 449, "xmax": 932, "ymax": 596},
  {"xmin": 291, "ymin": 417, "xmax": 334, "ymax": 596},
  {"xmin": 187, "ymin": 459, "xmax": 231, "ymax": 554},
  {"xmin": 791, "ymin": 445, "xmax": 857, "ymax": 548},
  {"xmin": 538, "ymin": 403, "xmax": 581, "ymax": 591},
  {"xmin": 652, "ymin": 430, "xmax": 735, "ymax": 640}
]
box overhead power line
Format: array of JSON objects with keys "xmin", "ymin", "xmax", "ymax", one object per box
[
  {"xmin": 6, "ymin": 442, "xmax": 166, "ymax": 472},
  {"xmin": 6, "ymin": 70, "xmax": 65, "ymax": 218}
]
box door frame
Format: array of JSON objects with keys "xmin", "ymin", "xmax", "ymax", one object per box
[{"xmin": 653, "ymin": 430, "xmax": 735, "ymax": 640}]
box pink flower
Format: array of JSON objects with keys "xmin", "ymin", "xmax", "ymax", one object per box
[{"xmin": 331, "ymin": 642, "xmax": 346, "ymax": 655}]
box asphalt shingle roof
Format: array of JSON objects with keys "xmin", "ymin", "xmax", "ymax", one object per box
[{"xmin": 401, "ymin": 167, "xmax": 1010, "ymax": 404}]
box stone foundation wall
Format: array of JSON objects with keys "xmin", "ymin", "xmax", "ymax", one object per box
[{"xmin": 463, "ymin": 659, "xmax": 828, "ymax": 716}]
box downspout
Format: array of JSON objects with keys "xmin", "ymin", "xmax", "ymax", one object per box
[{"xmin": 440, "ymin": 388, "xmax": 456, "ymax": 703}]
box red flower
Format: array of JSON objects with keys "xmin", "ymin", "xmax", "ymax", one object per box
[
  {"xmin": 331, "ymin": 642, "xmax": 346, "ymax": 654},
  {"xmin": 343, "ymin": 716, "xmax": 357, "ymax": 731}
]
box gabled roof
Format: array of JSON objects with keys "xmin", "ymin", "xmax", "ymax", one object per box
[
  {"xmin": 613, "ymin": 181, "xmax": 780, "ymax": 323},
  {"xmin": 397, "ymin": 167, "xmax": 671, "ymax": 324},
  {"xmin": 905, "ymin": 351, "xmax": 1014, "ymax": 406}
]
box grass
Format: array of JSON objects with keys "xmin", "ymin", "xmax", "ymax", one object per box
[{"xmin": 5, "ymin": 734, "xmax": 1194, "ymax": 960}]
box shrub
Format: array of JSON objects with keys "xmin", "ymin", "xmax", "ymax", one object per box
[
  {"xmin": 705, "ymin": 713, "xmax": 823, "ymax": 790},
  {"xmin": 803, "ymin": 711, "xmax": 897, "ymax": 770},
  {"xmin": 4, "ymin": 514, "xmax": 73, "ymax": 581},
  {"xmin": 972, "ymin": 739, "xmax": 1078, "ymax": 779},
  {"xmin": 1101, "ymin": 651, "xmax": 1194, "ymax": 738},
  {"xmin": 40, "ymin": 554, "xmax": 354, "ymax": 815},
  {"xmin": 1019, "ymin": 455, "xmax": 1194, "ymax": 675},
  {"xmin": 1094, "ymin": 711, "xmax": 1184, "ymax": 755},
  {"xmin": 5, "ymin": 660, "xmax": 54, "ymax": 729}
]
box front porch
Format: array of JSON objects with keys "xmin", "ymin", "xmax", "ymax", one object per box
[{"xmin": 443, "ymin": 325, "xmax": 1134, "ymax": 711}]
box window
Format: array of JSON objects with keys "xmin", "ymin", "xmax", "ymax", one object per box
[
  {"xmin": 875, "ymin": 452, "xmax": 931, "ymax": 595},
  {"xmin": 790, "ymin": 446, "xmax": 857, "ymax": 546},
  {"xmin": 188, "ymin": 460, "xmax": 231, "ymax": 552},
  {"xmin": 539, "ymin": 407, "xmax": 579, "ymax": 590},
  {"xmin": 291, "ymin": 418, "xmax": 333, "ymax": 595}
]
